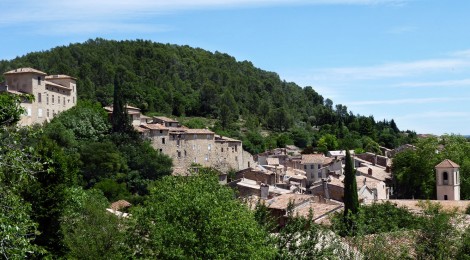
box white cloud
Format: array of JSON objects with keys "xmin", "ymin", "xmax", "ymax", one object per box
[
  {"xmin": 395, "ymin": 79, "xmax": 470, "ymax": 88},
  {"xmin": 315, "ymin": 59, "xmax": 469, "ymax": 81},
  {"xmin": 348, "ymin": 97, "xmax": 470, "ymax": 106},
  {"xmin": 34, "ymin": 22, "xmax": 173, "ymax": 36},
  {"xmin": 0, "ymin": 0, "xmax": 408, "ymax": 25},
  {"xmin": 396, "ymin": 111, "xmax": 470, "ymax": 120}
]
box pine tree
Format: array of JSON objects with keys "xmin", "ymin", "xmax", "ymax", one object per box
[{"xmin": 343, "ymin": 149, "xmax": 359, "ymax": 232}]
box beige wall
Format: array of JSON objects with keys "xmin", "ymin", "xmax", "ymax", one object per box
[
  {"xmin": 4, "ymin": 72, "xmax": 77, "ymax": 126},
  {"xmin": 150, "ymin": 130, "xmax": 255, "ymax": 174},
  {"xmin": 436, "ymin": 168, "xmax": 460, "ymax": 200}
]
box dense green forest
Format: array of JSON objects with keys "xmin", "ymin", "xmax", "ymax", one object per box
[{"xmin": 0, "ymin": 38, "xmax": 415, "ymax": 153}]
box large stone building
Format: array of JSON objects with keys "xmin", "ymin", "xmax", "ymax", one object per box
[
  {"xmin": 0, "ymin": 68, "xmax": 77, "ymax": 125},
  {"xmin": 105, "ymin": 105, "xmax": 255, "ymax": 174}
]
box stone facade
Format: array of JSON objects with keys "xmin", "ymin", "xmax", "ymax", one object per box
[
  {"xmin": 435, "ymin": 159, "xmax": 460, "ymax": 200},
  {"xmin": 0, "ymin": 68, "xmax": 77, "ymax": 126},
  {"xmin": 148, "ymin": 126, "xmax": 254, "ymax": 174}
]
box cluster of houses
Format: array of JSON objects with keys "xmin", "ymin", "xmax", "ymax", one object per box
[
  {"xmin": 104, "ymin": 105, "xmax": 256, "ymax": 177},
  {"xmin": 3, "ymin": 67, "xmax": 466, "ymax": 224}
]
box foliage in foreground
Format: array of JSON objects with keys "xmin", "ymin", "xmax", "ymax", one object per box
[
  {"xmin": 126, "ymin": 169, "xmax": 275, "ymax": 259},
  {"xmin": 61, "ymin": 187, "xmax": 125, "ymax": 260}
]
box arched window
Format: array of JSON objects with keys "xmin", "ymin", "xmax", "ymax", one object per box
[{"xmin": 443, "ymin": 172, "xmax": 449, "ymax": 185}]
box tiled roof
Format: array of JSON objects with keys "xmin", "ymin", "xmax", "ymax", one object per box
[
  {"xmin": 294, "ymin": 202, "xmax": 343, "ymax": 222},
  {"xmin": 134, "ymin": 125, "xmax": 150, "ymax": 133},
  {"xmin": 153, "ymin": 116, "xmax": 179, "ymax": 123},
  {"xmin": 45, "ymin": 74, "xmax": 76, "ymax": 80},
  {"xmin": 285, "ymin": 168, "xmax": 307, "ymax": 180},
  {"xmin": 215, "ymin": 135, "xmax": 241, "ymax": 142},
  {"xmin": 356, "ymin": 165, "xmax": 391, "ymax": 182},
  {"xmin": 185, "ymin": 128, "xmax": 214, "ymax": 134},
  {"xmin": 142, "ymin": 123, "xmax": 168, "ymax": 130},
  {"xmin": 4, "ymin": 67, "xmax": 47, "ymax": 75},
  {"xmin": 110, "ymin": 200, "xmax": 131, "ymax": 211},
  {"xmin": 301, "ymin": 154, "xmax": 326, "ymax": 164},
  {"xmin": 435, "ymin": 159, "xmax": 460, "ymax": 168},
  {"xmin": 45, "ymin": 80, "xmax": 71, "ymax": 90},
  {"xmin": 266, "ymin": 157, "xmax": 280, "ymax": 165},
  {"xmin": 267, "ymin": 194, "xmax": 312, "ymax": 210}
]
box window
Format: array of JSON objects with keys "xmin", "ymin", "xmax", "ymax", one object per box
[
  {"xmin": 162, "ymin": 138, "xmax": 165, "ymax": 144},
  {"xmin": 205, "ymin": 155, "xmax": 208, "ymax": 161},
  {"xmin": 58, "ymin": 96, "xmax": 60, "ymax": 104},
  {"xmin": 47, "ymin": 109, "xmax": 49, "ymax": 118},
  {"xmin": 38, "ymin": 93, "xmax": 42, "ymax": 103},
  {"xmin": 46, "ymin": 94, "xmax": 49, "ymax": 105},
  {"xmin": 160, "ymin": 130, "xmax": 163, "ymax": 134},
  {"xmin": 159, "ymin": 149, "xmax": 162, "ymax": 153},
  {"xmin": 52, "ymin": 95, "xmax": 55, "ymax": 104},
  {"xmin": 38, "ymin": 108, "xmax": 43, "ymax": 118},
  {"xmin": 310, "ymin": 165, "xmax": 314, "ymax": 169},
  {"xmin": 318, "ymin": 164, "xmax": 321, "ymax": 169},
  {"xmin": 208, "ymin": 144, "xmax": 211, "ymax": 151},
  {"xmin": 444, "ymin": 195, "xmax": 448, "ymax": 200},
  {"xmin": 318, "ymin": 172, "xmax": 322, "ymax": 179},
  {"xmin": 37, "ymin": 76, "xmax": 41, "ymax": 85},
  {"xmin": 221, "ymin": 147, "xmax": 224, "ymax": 152},
  {"xmin": 304, "ymin": 165, "xmax": 307, "ymax": 170},
  {"xmin": 184, "ymin": 150, "xmax": 187, "ymax": 157},
  {"xmin": 443, "ymin": 172, "xmax": 449, "ymax": 185},
  {"xmin": 177, "ymin": 151, "xmax": 181, "ymax": 158}
]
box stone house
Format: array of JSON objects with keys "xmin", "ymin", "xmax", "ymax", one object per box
[{"xmin": 0, "ymin": 68, "xmax": 77, "ymax": 125}]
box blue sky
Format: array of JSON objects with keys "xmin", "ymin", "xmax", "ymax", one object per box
[{"xmin": 1, "ymin": 0, "xmax": 470, "ymax": 135}]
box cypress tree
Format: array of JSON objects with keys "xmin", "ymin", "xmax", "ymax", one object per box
[
  {"xmin": 111, "ymin": 67, "xmax": 131, "ymax": 133},
  {"xmin": 343, "ymin": 149, "xmax": 359, "ymax": 231}
]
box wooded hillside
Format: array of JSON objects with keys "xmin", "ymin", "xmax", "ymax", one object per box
[{"xmin": 0, "ymin": 38, "xmax": 414, "ymax": 150}]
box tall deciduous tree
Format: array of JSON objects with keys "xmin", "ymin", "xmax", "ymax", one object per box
[
  {"xmin": 126, "ymin": 169, "xmax": 274, "ymax": 259},
  {"xmin": 343, "ymin": 149, "xmax": 359, "ymax": 232}
]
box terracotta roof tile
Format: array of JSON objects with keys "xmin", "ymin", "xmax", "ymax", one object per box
[
  {"xmin": 45, "ymin": 74, "xmax": 76, "ymax": 80},
  {"xmin": 435, "ymin": 159, "xmax": 460, "ymax": 168},
  {"xmin": 110, "ymin": 200, "xmax": 131, "ymax": 211},
  {"xmin": 185, "ymin": 129, "xmax": 214, "ymax": 134},
  {"xmin": 153, "ymin": 116, "xmax": 179, "ymax": 123},
  {"xmin": 267, "ymin": 194, "xmax": 312, "ymax": 210},
  {"xmin": 142, "ymin": 123, "xmax": 168, "ymax": 130},
  {"xmin": 4, "ymin": 67, "xmax": 47, "ymax": 75},
  {"xmin": 301, "ymin": 154, "xmax": 326, "ymax": 164}
]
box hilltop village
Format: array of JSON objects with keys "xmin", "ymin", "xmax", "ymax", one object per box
[
  {"xmin": 3, "ymin": 66, "xmax": 470, "ymax": 258},
  {"xmin": 3, "ymin": 67, "xmax": 466, "ymax": 211}
]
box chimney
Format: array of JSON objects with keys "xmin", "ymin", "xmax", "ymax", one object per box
[
  {"xmin": 260, "ymin": 183, "xmax": 269, "ymax": 199},
  {"xmin": 368, "ymin": 168, "xmax": 373, "ymax": 175},
  {"xmin": 323, "ymin": 179, "xmax": 330, "ymax": 200}
]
